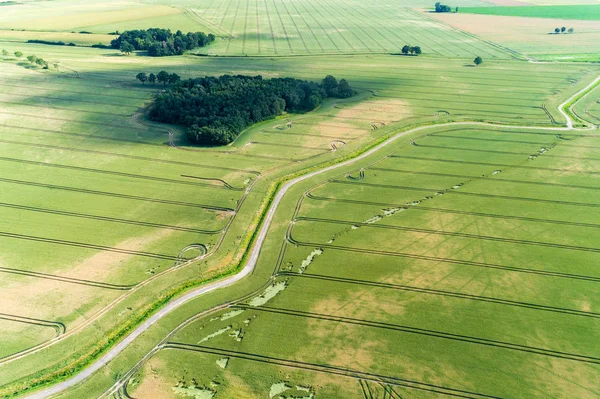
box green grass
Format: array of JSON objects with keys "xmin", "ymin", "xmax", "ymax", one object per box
[
  {"xmin": 127, "ymin": 125, "xmax": 600, "ymax": 398},
  {"xmin": 0, "ymin": 0, "xmax": 598, "ymax": 396},
  {"xmin": 460, "ymin": 5, "xmax": 600, "ymax": 20}
]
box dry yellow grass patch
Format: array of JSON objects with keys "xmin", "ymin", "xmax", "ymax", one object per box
[{"xmin": 336, "ymin": 99, "xmax": 412, "ymax": 124}]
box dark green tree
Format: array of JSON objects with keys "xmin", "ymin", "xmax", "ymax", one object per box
[
  {"xmin": 148, "ymin": 72, "xmax": 156, "ymax": 84},
  {"xmin": 157, "ymin": 70, "xmax": 170, "ymax": 85},
  {"xmin": 120, "ymin": 41, "xmax": 134, "ymax": 55},
  {"xmin": 168, "ymin": 73, "xmax": 181, "ymax": 84},
  {"xmin": 413, "ymin": 46, "xmax": 422, "ymax": 55},
  {"xmin": 322, "ymin": 75, "xmax": 338, "ymax": 96},
  {"xmin": 136, "ymin": 72, "xmax": 148, "ymax": 84},
  {"xmin": 561, "ymin": 26, "xmax": 566, "ymax": 33},
  {"xmin": 474, "ymin": 56, "xmax": 483, "ymax": 66},
  {"xmin": 554, "ymin": 27, "xmax": 560, "ymax": 33},
  {"xmin": 401, "ymin": 45, "xmax": 410, "ymax": 55}
]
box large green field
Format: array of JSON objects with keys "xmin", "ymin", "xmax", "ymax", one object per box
[
  {"xmin": 0, "ymin": 0, "xmax": 599, "ymax": 398},
  {"xmin": 460, "ymin": 5, "xmax": 600, "ymax": 20}
]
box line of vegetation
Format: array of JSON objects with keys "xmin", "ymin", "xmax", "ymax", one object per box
[
  {"xmin": 147, "ymin": 75, "xmax": 355, "ymax": 145},
  {"xmin": 26, "ymin": 39, "xmax": 76, "ymax": 46},
  {"xmin": 136, "ymin": 71, "xmax": 180, "ymax": 85},
  {"xmin": 110, "ymin": 28, "xmax": 215, "ymax": 56}
]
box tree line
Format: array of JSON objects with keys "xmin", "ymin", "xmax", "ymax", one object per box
[
  {"xmin": 147, "ymin": 74, "xmax": 355, "ymax": 145},
  {"xmin": 111, "ymin": 28, "xmax": 215, "ymax": 56},
  {"xmin": 2, "ymin": 49, "xmax": 60, "ymax": 70},
  {"xmin": 136, "ymin": 71, "xmax": 180, "ymax": 85}
]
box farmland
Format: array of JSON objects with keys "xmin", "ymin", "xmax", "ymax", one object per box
[
  {"xmin": 459, "ymin": 5, "xmax": 600, "ymax": 20},
  {"xmin": 0, "ymin": 0, "xmax": 599, "ymax": 398}
]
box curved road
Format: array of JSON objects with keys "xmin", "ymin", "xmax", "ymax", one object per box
[{"xmin": 25, "ymin": 74, "xmax": 599, "ymax": 399}]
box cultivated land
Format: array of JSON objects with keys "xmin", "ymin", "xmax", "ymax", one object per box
[
  {"xmin": 460, "ymin": 4, "xmax": 600, "ymax": 20},
  {"xmin": 0, "ymin": 0, "xmax": 599, "ymax": 398}
]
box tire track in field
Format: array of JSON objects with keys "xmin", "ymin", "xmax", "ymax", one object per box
[
  {"xmin": 369, "ymin": 167, "xmax": 600, "ymax": 191},
  {"xmin": 293, "ymin": 216, "xmax": 600, "ymax": 254},
  {"xmin": 388, "ymin": 155, "xmax": 600, "ymax": 175},
  {"xmin": 0, "ymin": 177, "xmax": 234, "ymax": 211},
  {"xmin": 0, "ymin": 137, "xmax": 260, "ymax": 174},
  {"xmin": 0, "ymin": 202, "xmax": 222, "ymax": 234},
  {"xmin": 0, "ymin": 156, "xmax": 240, "ymax": 190},
  {"xmin": 277, "ymin": 271, "xmax": 600, "ymax": 317},
  {"xmin": 0, "ymin": 232, "xmax": 179, "ymax": 261},
  {"xmin": 237, "ymin": 305, "xmax": 600, "ymax": 363},
  {"xmin": 162, "ymin": 343, "xmax": 503, "ymax": 399},
  {"xmin": 0, "ymin": 314, "xmax": 65, "ymax": 336},
  {"xmin": 284, "ymin": 237, "xmax": 600, "ymax": 282}
]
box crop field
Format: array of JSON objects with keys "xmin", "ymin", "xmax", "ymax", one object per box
[
  {"xmin": 127, "ymin": 124, "xmax": 600, "ymax": 398},
  {"xmin": 430, "ymin": 12, "xmax": 600, "ymax": 61},
  {"xmin": 460, "ymin": 5, "xmax": 600, "ymax": 20},
  {"xmin": 0, "ymin": 0, "xmax": 599, "ymax": 398}
]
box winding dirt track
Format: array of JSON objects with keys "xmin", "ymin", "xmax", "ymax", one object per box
[{"xmin": 23, "ymin": 74, "xmax": 599, "ymax": 399}]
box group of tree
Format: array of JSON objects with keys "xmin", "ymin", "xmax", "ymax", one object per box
[
  {"xmin": 148, "ymin": 74, "xmax": 355, "ymax": 146},
  {"xmin": 553, "ymin": 27, "xmax": 574, "ymax": 34},
  {"xmin": 136, "ymin": 71, "xmax": 180, "ymax": 85},
  {"xmin": 3, "ymin": 50, "xmax": 58, "ymax": 70},
  {"xmin": 434, "ymin": 2, "xmax": 457, "ymax": 12},
  {"xmin": 401, "ymin": 45, "xmax": 422, "ymax": 55},
  {"xmin": 26, "ymin": 55, "xmax": 50, "ymax": 69},
  {"xmin": 111, "ymin": 28, "xmax": 215, "ymax": 56}
]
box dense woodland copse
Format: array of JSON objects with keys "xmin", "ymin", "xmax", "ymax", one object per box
[
  {"xmin": 148, "ymin": 75, "xmax": 355, "ymax": 145},
  {"xmin": 111, "ymin": 28, "xmax": 215, "ymax": 56}
]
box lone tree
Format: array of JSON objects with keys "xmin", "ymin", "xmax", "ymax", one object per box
[
  {"xmin": 568, "ymin": 28, "xmax": 574, "ymax": 33},
  {"xmin": 561, "ymin": 26, "xmax": 566, "ymax": 33},
  {"xmin": 474, "ymin": 56, "xmax": 483, "ymax": 66},
  {"xmin": 119, "ymin": 40, "xmax": 134, "ymax": 55},
  {"xmin": 136, "ymin": 72, "xmax": 148, "ymax": 84},
  {"xmin": 157, "ymin": 70, "xmax": 170, "ymax": 85},
  {"xmin": 148, "ymin": 72, "xmax": 156, "ymax": 84},
  {"xmin": 14, "ymin": 51, "xmax": 23, "ymax": 58}
]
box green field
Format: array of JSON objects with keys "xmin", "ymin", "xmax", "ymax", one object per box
[
  {"xmin": 0, "ymin": 0, "xmax": 599, "ymax": 398},
  {"xmin": 460, "ymin": 5, "xmax": 600, "ymax": 20}
]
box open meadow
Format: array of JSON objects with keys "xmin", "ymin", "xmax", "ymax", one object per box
[{"xmin": 0, "ymin": 0, "xmax": 598, "ymax": 397}]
